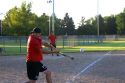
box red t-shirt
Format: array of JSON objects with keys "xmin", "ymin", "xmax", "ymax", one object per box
[
  {"xmin": 26, "ymin": 35, "xmax": 43, "ymax": 62},
  {"xmin": 48, "ymin": 34, "xmax": 56, "ymax": 44}
]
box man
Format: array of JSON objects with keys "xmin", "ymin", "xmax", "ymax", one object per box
[
  {"xmin": 48, "ymin": 32, "xmax": 56, "ymax": 48},
  {"xmin": 48, "ymin": 32, "xmax": 59, "ymax": 56},
  {"xmin": 25, "ymin": 28, "xmax": 59, "ymax": 83}
]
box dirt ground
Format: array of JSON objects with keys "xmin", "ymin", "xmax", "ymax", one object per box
[{"xmin": 0, "ymin": 51, "xmax": 125, "ymax": 83}]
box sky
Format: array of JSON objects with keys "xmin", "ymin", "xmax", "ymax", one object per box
[{"xmin": 0, "ymin": 0, "xmax": 125, "ymax": 27}]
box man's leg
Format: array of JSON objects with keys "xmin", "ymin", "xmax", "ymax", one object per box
[
  {"xmin": 50, "ymin": 47, "xmax": 54, "ymax": 56},
  {"xmin": 26, "ymin": 62, "xmax": 38, "ymax": 83},
  {"xmin": 44, "ymin": 70, "xmax": 52, "ymax": 83},
  {"xmin": 53, "ymin": 43, "xmax": 59, "ymax": 56}
]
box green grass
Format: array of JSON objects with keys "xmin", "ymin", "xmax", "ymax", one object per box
[
  {"xmin": 60, "ymin": 41, "xmax": 125, "ymax": 52},
  {"xmin": 1, "ymin": 41, "xmax": 125, "ymax": 55}
]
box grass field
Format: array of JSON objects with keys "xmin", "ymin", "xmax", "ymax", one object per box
[
  {"xmin": 0, "ymin": 40, "xmax": 125, "ymax": 55},
  {"xmin": 62, "ymin": 41, "xmax": 125, "ymax": 52}
]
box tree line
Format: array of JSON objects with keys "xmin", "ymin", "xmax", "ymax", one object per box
[{"xmin": 1, "ymin": 2, "xmax": 125, "ymax": 36}]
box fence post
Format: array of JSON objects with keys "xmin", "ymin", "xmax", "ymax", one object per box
[
  {"xmin": 63, "ymin": 35, "xmax": 64, "ymax": 48},
  {"xmin": 19, "ymin": 36, "xmax": 21, "ymax": 53}
]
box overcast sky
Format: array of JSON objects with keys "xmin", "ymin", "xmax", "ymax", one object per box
[{"xmin": 0, "ymin": 0, "xmax": 125, "ymax": 26}]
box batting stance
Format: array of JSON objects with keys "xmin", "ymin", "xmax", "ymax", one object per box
[{"xmin": 25, "ymin": 28, "xmax": 59, "ymax": 83}]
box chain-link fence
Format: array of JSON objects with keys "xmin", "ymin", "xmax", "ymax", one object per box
[
  {"xmin": 0, "ymin": 36, "xmax": 27, "ymax": 55},
  {"xmin": 0, "ymin": 35, "xmax": 125, "ymax": 55}
]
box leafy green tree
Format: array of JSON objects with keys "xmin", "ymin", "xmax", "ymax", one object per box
[
  {"xmin": 76, "ymin": 17, "xmax": 85, "ymax": 35},
  {"xmin": 54, "ymin": 17, "xmax": 63, "ymax": 35},
  {"xmin": 96, "ymin": 15, "xmax": 106, "ymax": 35},
  {"xmin": 116, "ymin": 9, "xmax": 125, "ymax": 34},
  {"xmin": 104, "ymin": 15, "xmax": 117, "ymax": 35},
  {"xmin": 36, "ymin": 13, "xmax": 49, "ymax": 35},
  {"xmin": 62, "ymin": 13, "xmax": 75, "ymax": 35},
  {"xmin": 3, "ymin": 2, "xmax": 37, "ymax": 36},
  {"xmin": 3, "ymin": 7, "xmax": 19, "ymax": 35},
  {"xmin": 3, "ymin": 2, "xmax": 125, "ymax": 36},
  {"xmin": 77, "ymin": 17, "xmax": 96, "ymax": 35}
]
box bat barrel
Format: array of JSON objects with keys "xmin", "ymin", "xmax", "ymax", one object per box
[{"xmin": 59, "ymin": 52, "xmax": 74, "ymax": 60}]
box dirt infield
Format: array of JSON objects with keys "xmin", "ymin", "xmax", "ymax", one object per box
[{"xmin": 0, "ymin": 51, "xmax": 125, "ymax": 83}]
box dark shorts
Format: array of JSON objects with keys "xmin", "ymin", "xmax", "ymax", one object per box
[{"xmin": 26, "ymin": 61, "xmax": 47, "ymax": 80}]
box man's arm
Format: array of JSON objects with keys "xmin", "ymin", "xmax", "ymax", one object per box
[
  {"xmin": 42, "ymin": 41, "xmax": 55, "ymax": 49},
  {"xmin": 42, "ymin": 40, "xmax": 59, "ymax": 54}
]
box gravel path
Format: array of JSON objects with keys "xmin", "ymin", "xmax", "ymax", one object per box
[{"xmin": 0, "ymin": 51, "xmax": 125, "ymax": 83}]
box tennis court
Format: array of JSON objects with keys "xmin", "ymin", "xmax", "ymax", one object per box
[{"xmin": 0, "ymin": 51, "xmax": 125, "ymax": 83}]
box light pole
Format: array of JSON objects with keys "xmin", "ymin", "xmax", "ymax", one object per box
[
  {"xmin": 48, "ymin": 15, "xmax": 51, "ymax": 35},
  {"xmin": 0, "ymin": 13, "xmax": 5, "ymax": 52},
  {"xmin": 0, "ymin": 20, "xmax": 2, "ymax": 36},
  {"xmin": 52, "ymin": 0, "xmax": 55, "ymax": 34},
  {"xmin": 47, "ymin": 0, "xmax": 55, "ymax": 34},
  {"xmin": 97, "ymin": 0, "xmax": 100, "ymax": 42},
  {"xmin": 0, "ymin": 13, "xmax": 3, "ymax": 36},
  {"xmin": 47, "ymin": 0, "xmax": 52, "ymax": 35}
]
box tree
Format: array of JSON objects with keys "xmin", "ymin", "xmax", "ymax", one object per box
[
  {"xmin": 77, "ymin": 17, "xmax": 86, "ymax": 35},
  {"xmin": 96, "ymin": 15, "xmax": 106, "ymax": 35},
  {"xmin": 54, "ymin": 17, "xmax": 63, "ymax": 35},
  {"xmin": 77, "ymin": 17, "xmax": 96, "ymax": 35},
  {"xmin": 3, "ymin": 2, "xmax": 37, "ymax": 36},
  {"xmin": 116, "ymin": 9, "xmax": 125, "ymax": 34},
  {"xmin": 3, "ymin": 7, "xmax": 19, "ymax": 35},
  {"xmin": 62, "ymin": 13, "xmax": 75, "ymax": 35},
  {"xmin": 104, "ymin": 15, "xmax": 117, "ymax": 35},
  {"xmin": 36, "ymin": 13, "xmax": 49, "ymax": 35}
]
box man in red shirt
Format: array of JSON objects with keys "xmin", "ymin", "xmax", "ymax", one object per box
[
  {"xmin": 48, "ymin": 32, "xmax": 59, "ymax": 56},
  {"xmin": 25, "ymin": 28, "xmax": 59, "ymax": 83},
  {"xmin": 48, "ymin": 32, "xmax": 56, "ymax": 48}
]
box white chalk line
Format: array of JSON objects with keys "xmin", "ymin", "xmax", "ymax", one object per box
[
  {"xmin": 66, "ymin": 51, "xmax": 111, "ymax": 83},
  {"xmin": 105, "ymin": 54, "xmax": 125, "ymax": 56}
]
